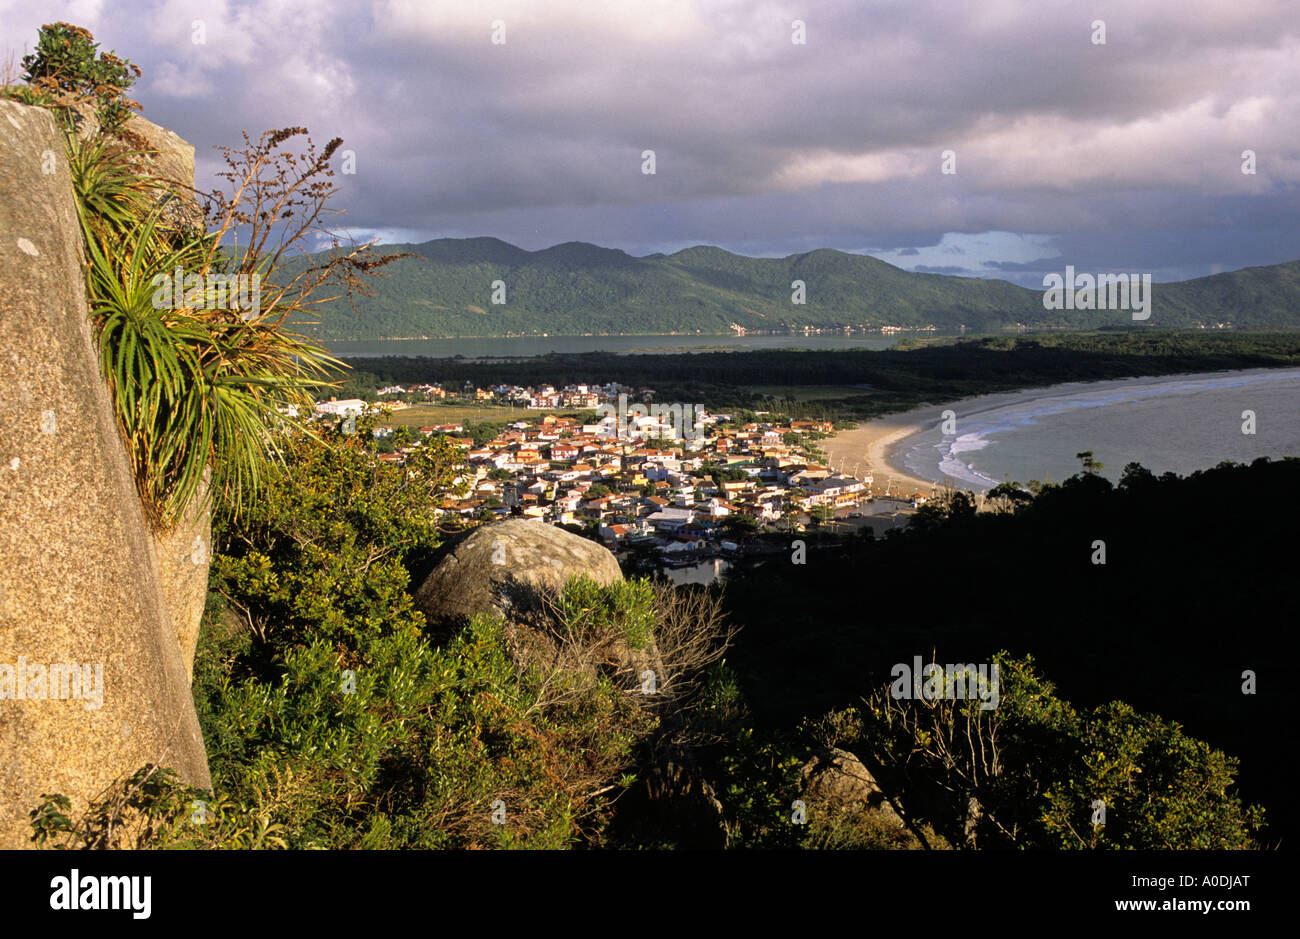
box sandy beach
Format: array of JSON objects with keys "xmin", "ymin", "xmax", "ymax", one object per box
[
  {"xmin": 821, "ymin": 392, "xmax": 1032, "ymax": 495},
  {"xmin": 821, "ymin": 413, "xmax": 938, "ymax": 497},
  {"xmin": 822, "ymin": 381, "xmax": 1176, "ymax": 495}
]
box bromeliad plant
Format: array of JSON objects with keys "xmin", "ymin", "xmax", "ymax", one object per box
[
  {"xmin": 63, "ymin": 113, "xmax": 409, "ymax": 528},
  {"xmin": 67, "ymin": 124, "xmax": 352, "ymax": 528},
  {"xmin": 10, "ymin": 23, "xmax": 407, "ymax": 528},
  {"xmin": 11, "ymin": 22, "xmax": 407, "ymax": 529}
]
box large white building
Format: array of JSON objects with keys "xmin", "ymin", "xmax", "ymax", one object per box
[{"xmin": 315, "ymin": 398, "xmax": 367, "ymax": 417}]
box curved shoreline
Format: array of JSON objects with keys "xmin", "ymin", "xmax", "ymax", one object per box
[
  {"xmin": 823, "ymin": 366, "xmax": 1300, "ymax": 494},
  {"xmin": 820, "ymin": 416, "xmax": 935, "ymax": 495}
]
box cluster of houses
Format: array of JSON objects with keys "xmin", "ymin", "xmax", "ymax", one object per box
[
  {"xmin": 306, "ymin": 380, "xmax": 897, "ymax": 561},
  {"xmin": 312, "ymin": 382, "xmax": 617, "ymax": 420},
  {"xmin": 346, "ymin": 428, "xmax": 873, "ymax": 560},
  {"xmin": 464, "ymin": 415, "xmax": 868, "ymax": 547}
]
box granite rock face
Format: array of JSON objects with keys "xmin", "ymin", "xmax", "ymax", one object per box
[
  {"xmin": 96, "ymin": 105, "xmax": 212, "ymax": 682},
  {"xmin": 123, "ymin": 114, "xmax": 203, "ymax": 227},
  {"xmin": 0, "ymin": 99, "xmax": 210, "ymax": 848},
  {"xmin": 153, "ymin": 468, "xmax": 212, "ymax": 683},
  {"xmin": 45, "ymin": 98, "xmax": 211, "ymax": 679}
]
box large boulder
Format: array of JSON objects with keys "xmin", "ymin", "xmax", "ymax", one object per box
[
  {"xmin": 412, "ymin": 518, "xmax": 665, "ymax": 683},
  {"xmin": 120, "ymin": 114, "xmax": 204, "ymax": 230},
  {"xmin": 414, "ymin": 517, "xmax": 624, "ymax": 624},
  {"xmin": 0, "ymin": 99, "xmax": 210, "ymax": 848},
  {"xmin": 800, "ymin": 747, "xmax": 907, "ymax": 829},
  {"xmin": 152, "ymin": 469, "xmax": 212, "ymax": 683},
  {"xmin": 32, "ymin": 97, "xmax": 210, "ymax": 681}
]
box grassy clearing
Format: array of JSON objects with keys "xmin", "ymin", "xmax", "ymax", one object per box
[{"xmin": 375, "ymin": 403, "xmax": 520, "ymax": 427}]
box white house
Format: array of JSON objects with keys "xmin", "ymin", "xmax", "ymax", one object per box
[{"xmin": 315, "ymin": 398, "xmax": 366, "ymax": 417}]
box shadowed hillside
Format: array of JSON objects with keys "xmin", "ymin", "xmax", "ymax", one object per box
[{"xmin": 294, "ymin": 238, "xmax": 1300, "ymax": 339}]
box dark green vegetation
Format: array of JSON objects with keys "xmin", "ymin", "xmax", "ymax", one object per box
[
  {"xmin": 721, "ymin": 457, "xmax": 1291, "ymax": 847},
  {"xmin": 31, "ymin": 425, "xmax": 725, "ymax": 848},
  {"xmin": 296, "ymin": 236, "xmax": 1300, "ymax": 339},
  {"xmin": 190, "ymin": 428, "xmax": 660, "ymax": 848},
  {"xmin": 4, "ymin": 21, "xmax": 140, "ymax": 131},
  {"xmin": 32, "ymin": 431, "xmax": 1274, "ymax": 849},
  {"xmin": 344, "ymin": 330, "xmax": 1300, "ymax": 419}
]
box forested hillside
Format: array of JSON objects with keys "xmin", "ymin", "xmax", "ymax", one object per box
[{"xmin": 294, "ymin": 237, "xmax": 1300, "ymax": 339}]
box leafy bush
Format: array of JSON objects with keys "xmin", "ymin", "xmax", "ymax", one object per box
[
  {"xmin": 551, "ymin": 576, "xmax": 658, "ymax": 652},
  {"xmin": 193, "ymin": 605, "xmax": 652, "ymax": 848},
  {"xmin": 1037, "ymin": 700, "xmax": 1265, "ymax": 849},
  {"xmin": 37, "ymin": 583, "xmax": 660, "ymax": 848},
  {"xmin": 30, "ymin": 766, "xmax": 289, "ymax": 850},
  {"xmin": 14, "ymin": 22, "xmax": 141, "ymax": 131},
  {"xmin": 713, "ymin": 728, "xmax": 808, "ymax": 849},
  {"xmin": 211, "ymin": 417, "xmax": 461, "ymax": 648},
  {"xmin": 193, "ymin": 430, "xmax": 660, "ymax": 848},
  {"xmin": 852, "ymin": 653, "xmax": 1264, "ymax": 849}
]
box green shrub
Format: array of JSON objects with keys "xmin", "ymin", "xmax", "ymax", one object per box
[
  {"xmin": 15, "ymin": 22, "xmax": 140, "ymax": 131},
  {"xmin": 1038, "ymin": 701, "xmax": 1265, "ymax": 849},
  {"xmin": 853, "ymin": 652, "xmax": 1264, "ymax": 849},
  {"xmin": 191, "ymin": 432, "xmax": 658, "ymax": 847},
  {"xmin": 37, "ymin": 589, "xmax": 659, "ymax": 849},
  {"xmin": 714, "ymin": 728, "xmax": 808, "ymax": 849},
  {"xmin": 552, "ymin": 576, "xmax": 658, "ymax": 652},
  {"xmin": 29, "ymin": 765, "xmax": 288, "ymax": 850}
]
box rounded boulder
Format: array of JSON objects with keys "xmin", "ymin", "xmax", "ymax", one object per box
[{"xmin": 413, "ymin": 518, "xmax": 623, "ymax": 625}]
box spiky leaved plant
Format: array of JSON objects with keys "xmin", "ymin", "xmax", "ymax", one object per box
[
  {"xmin": 14, "ymin": 21, "xmax": 403, "ymax": 529},
  {"xmin": 66, "ymin": 126, "xmax": 344, "ymax": 528}
]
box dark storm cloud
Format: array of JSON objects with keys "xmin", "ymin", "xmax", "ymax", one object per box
[{"xmin": 3, "ymin": 0, "xmax": 1296, "ymax": 278}]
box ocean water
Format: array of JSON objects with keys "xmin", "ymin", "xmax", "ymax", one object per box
[{"xmin": 892, "ymin": 368, "xmax": 1300, "ymax": 491}]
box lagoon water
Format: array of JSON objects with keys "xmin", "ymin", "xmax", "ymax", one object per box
[
  {"xmin": 325, "ymin": 332, "xmax": 909, "ymax": 358},
  {"xmin": 659, "ymin": 557, "xmax": 733, "ymax": 586},
  {"xmin": 892, "ymin": 368, "xmax": 1300, "ymax": 490}
]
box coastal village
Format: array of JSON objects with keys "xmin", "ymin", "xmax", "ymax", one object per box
[{"xmin": 310, "ymin": 380, "xmax": 928, "ymax": 565}]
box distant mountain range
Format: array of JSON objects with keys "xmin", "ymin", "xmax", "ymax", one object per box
[{"xmin": 291, "ymin": 237, "xmax": 1300, "ymax": 340}]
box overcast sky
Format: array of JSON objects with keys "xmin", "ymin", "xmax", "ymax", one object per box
[{"xmin": 4, "ymin": 0, "xmax": 1298, "ymax": 285}]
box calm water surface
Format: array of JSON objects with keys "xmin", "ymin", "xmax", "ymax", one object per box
[{"xmin": 893, "ymin": 368, "xmax": 1300, "ymax": 490}]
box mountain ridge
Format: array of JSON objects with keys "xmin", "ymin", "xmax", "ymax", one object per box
[{"xmin": 293, "ymin": 237, "xmax": 1300, "ymax": 340}]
